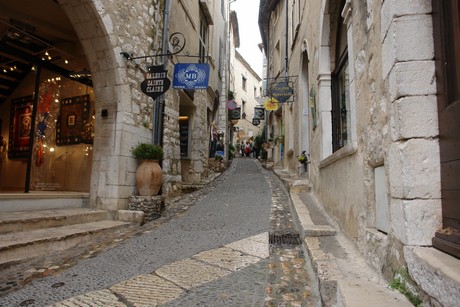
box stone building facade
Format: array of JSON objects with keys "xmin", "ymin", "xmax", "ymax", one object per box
[
  {"xmin": 0, "ymin": 0, "xmax": 230, "ymax": 211},
  {"xmin": 259, "ymin": 0, "xmax": 459, "ymax": 305},
  {"xmin": 231, "ymin": 50, "xmax": 263, "ymax": 146}
]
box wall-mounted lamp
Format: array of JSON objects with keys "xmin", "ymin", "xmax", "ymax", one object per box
[{"xmin": 121, "ymin": 52, "xmax": 132, "ymax": 60}]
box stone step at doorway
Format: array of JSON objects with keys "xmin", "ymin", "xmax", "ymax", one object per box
[{"xmin": 0, "ymin": 208, "xmax": 141, "ymax": 267}]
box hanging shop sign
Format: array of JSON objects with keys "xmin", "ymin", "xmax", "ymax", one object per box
[
  {"xmin": 226, "ymin": 100, "xmax": 237, "ymax": 110},
  {"xmin": 228, "ymin": 107, "xmax": 241, "ymax": 120},
  {"xmin": 269, "ymin": 80, "xmax": 294, "ymax": 103},
  {"xmin": 173, "ymin": 63, "xmax": 210, "ymax": 90},
  {"xmin": 264, "ymin": 97, "xmax": 279, "ymax": 111},
  {"xmin": 141, "ymin": 65, "xmax": 171, "ymax": 99},
  {"xmin": 254, "ymin": 107, "xmax": 265, "ymax": 120}
]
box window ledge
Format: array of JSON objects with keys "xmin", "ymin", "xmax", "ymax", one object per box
[{"xmin": 319, "ymin": 142, "xmax": 357, "ymax": 168}]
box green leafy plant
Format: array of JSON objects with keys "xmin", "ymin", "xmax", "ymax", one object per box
[
  {"xmin": 214, "ymin": 154, "xmax": 224, "ymax": 161},
  {"xmin": 274, "ymin": 135, "xmax": 284, "ymax": 145},
  {"xmin": 228, "ymin": 144, "xmax": 235, "ymax": 159},
  {"xmin": 132, "ymin": 143, "xmax": 164, "ymax": 160},
  {"xmin": 389, "ymin": 269, "xmax": 422, "ymax": 306}
]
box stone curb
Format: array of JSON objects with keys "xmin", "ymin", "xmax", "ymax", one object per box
[
  {"xmin": 266, "ymin": 163, "xmax": 415, "ymax": 307},
  {"xmin": 288, "ymin": 190, "xmax": 412, "ymax": 306}
]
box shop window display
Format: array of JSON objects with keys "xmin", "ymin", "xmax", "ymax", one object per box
[{"xmin": 0, "ymin": 71, "xmax": 94, "ymax": 192}]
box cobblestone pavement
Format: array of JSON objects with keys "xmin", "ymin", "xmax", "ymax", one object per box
[{"xmin": 0, "ymin": 159, "xmax": 315, "ymax": 306}]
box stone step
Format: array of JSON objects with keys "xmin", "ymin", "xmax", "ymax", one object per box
[
  {"xmin": 0, "ymin": 208, "xmax": 110, "ymax": 234},
  {"xmin": 0, "ymin": 220, "xmax": 132, "ymax": 266},
  {"xmin": 290, "ymin": 179, "xmax": 311, "ymax": 193},
  {"xmin": 0, "ymin": 192, "xmax": 89, "ymax": 212},
  {"xmin": 337, "ymin": 280, "xmax": 413, "ymax": 307},
  {"xmin": 290, "ymin": 191, "xmax": 412, "ymax": 306}
]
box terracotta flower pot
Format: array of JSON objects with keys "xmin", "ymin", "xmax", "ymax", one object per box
[{"xmin": 135, "ymin": 160, "xmax": 163, "ymax": 196}]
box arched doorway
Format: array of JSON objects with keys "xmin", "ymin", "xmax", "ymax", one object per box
[{"xmin": 0, "ymin": 1, "xmax": 95, "ymax": 195}]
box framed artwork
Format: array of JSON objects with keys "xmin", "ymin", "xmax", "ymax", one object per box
[
  {"xmin": 56, "ymin": 94, "xmax": 90, "ymax": 145},
  {"xmin": 8, "ymin": 95, "xmax": 34, "ymax": 159}
]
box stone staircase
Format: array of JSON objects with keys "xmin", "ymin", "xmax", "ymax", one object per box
[{"xmin": 0, "ymin": 207, "xmax": 143, "ymax": 267}]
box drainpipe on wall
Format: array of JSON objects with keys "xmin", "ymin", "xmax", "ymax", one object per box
[
  {"xmin": 284, "ymin": 0, "xmax": 288, "ymax": 79},
  {"xmin": 154, "ymin": 0, "xmax": 173, "ymax": 145}
]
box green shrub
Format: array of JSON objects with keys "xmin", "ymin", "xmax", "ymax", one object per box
[{"xmin": 132, "ymin": 143, "xmax": 164, "ymax": 160}]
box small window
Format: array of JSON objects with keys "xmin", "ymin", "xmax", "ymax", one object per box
[
  {"xmin": 179, "ymin": 116, "xmax": 190, "ymax": 157},
  {"xmin": 331, "ymin": 1, "xmax": 349, "ymax": 152},
  {"xmin": 199, "ymin": 12, "xmax": 208, "ymax": 63},
  {"xmin": 242, "ymin": 76, "xmax": 247, "ymax": 91}
]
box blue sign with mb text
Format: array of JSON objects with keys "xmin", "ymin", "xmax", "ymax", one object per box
[{"xmin": 173, "ymin": 63, "xmax": 210, "ymax": 90}]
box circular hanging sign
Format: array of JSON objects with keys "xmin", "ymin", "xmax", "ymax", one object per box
[{"xmin": 226, "ymin": 100, "xmax": 237, "ymax": 110}]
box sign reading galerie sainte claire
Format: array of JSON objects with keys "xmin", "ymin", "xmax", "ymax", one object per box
[
  {"xmin": 141, "ymin": 65, "xmax": 171, "ymax": 99},
  {"xmin": 269, "ymin": 80, "xmax": 294, "ymax": 103},
  {"xmin": 173, "ymin": 63, "xmax": 210, "ymax": 90}
]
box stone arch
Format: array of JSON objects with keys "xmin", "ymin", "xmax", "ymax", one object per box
[{"xmin": 57, "ymin": 0, "xmax": 145, "ymax": 209}]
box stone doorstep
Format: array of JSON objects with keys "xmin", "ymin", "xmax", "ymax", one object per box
[
  {"xmin": 0, "ymin": 208, "xmax": 110, "ymax": 234},
  {"xmin": 404, "ymin": 246, "xmax": 460, "ymax": 307},
  {"xmin": 0, "ymin": 220, "xmax": 132, "ymax": 266},
  {"xmin": 0, "ymin": 193, "xmax": 89, "ymax": 213}
]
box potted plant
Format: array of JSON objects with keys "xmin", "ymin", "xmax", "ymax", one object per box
[
  {"xmin": 274, "ymin": 135, "xmax": 284, "ymax": 146},
  {"xmin": 297, "ymin": 151, "xmax": 308, "ymax": 164},
  {"xmin": 132, "ymin": 143, "xmax": 164, "ymax": 196}
]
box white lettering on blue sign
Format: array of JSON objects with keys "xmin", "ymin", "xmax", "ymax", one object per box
[{"xmin": 173, "ymin": 64, "xmax": 210, "ymax": 89}]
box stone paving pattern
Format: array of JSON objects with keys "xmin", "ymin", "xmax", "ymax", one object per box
[{"xmin": 0, "ymin": 159, "xmax": 314, "ymax": 306}]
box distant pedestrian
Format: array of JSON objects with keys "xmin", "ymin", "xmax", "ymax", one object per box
[{"xmin": 245, "ymin": 141, "xmax": 252, "ymax": 158}]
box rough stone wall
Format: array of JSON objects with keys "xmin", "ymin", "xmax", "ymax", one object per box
[
  {"xmin": 162, "ymin": 63, "xmax": 182, "ymax": 197},
  {"xmin": 264, "ymin": 0, "xmax": 456, "ymax": 304},
  {"xmin": 58, "ymin": 0, "xmax": 165, "ymax": 210},
  {"xmin": 189, "ymin": 91, "xmax": 211, "ymax": 183},
  {"xmin": 168, "ymin": 0, "xmax": 226, "ymax": 185},
  {"xmin": 381, "ymin": 0, "xmax": 440, "ymax": 246}
]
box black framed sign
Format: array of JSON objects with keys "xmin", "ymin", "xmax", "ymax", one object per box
[{"xmin": 56, "ymin": 94, "xmax": 90, "ymax": 145}]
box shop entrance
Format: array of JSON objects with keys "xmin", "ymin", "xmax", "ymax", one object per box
[{"xmin": 0, "ymin": 1, "xmax": 94, "ymax": 193}]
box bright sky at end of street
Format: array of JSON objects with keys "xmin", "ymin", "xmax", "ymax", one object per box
[{"xmin": 231, "ymin": 0, "xmax": 263, "ymax": 77}]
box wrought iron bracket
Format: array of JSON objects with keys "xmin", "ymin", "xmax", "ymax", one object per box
[{"xmin": 121, "ymin": 32, "xmax": 186, "ymax": 60}]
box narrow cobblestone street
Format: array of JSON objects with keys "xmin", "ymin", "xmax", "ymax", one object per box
[{"xmin": 0, "ymin": 159, "xmax": 317, "ymax": 306}]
